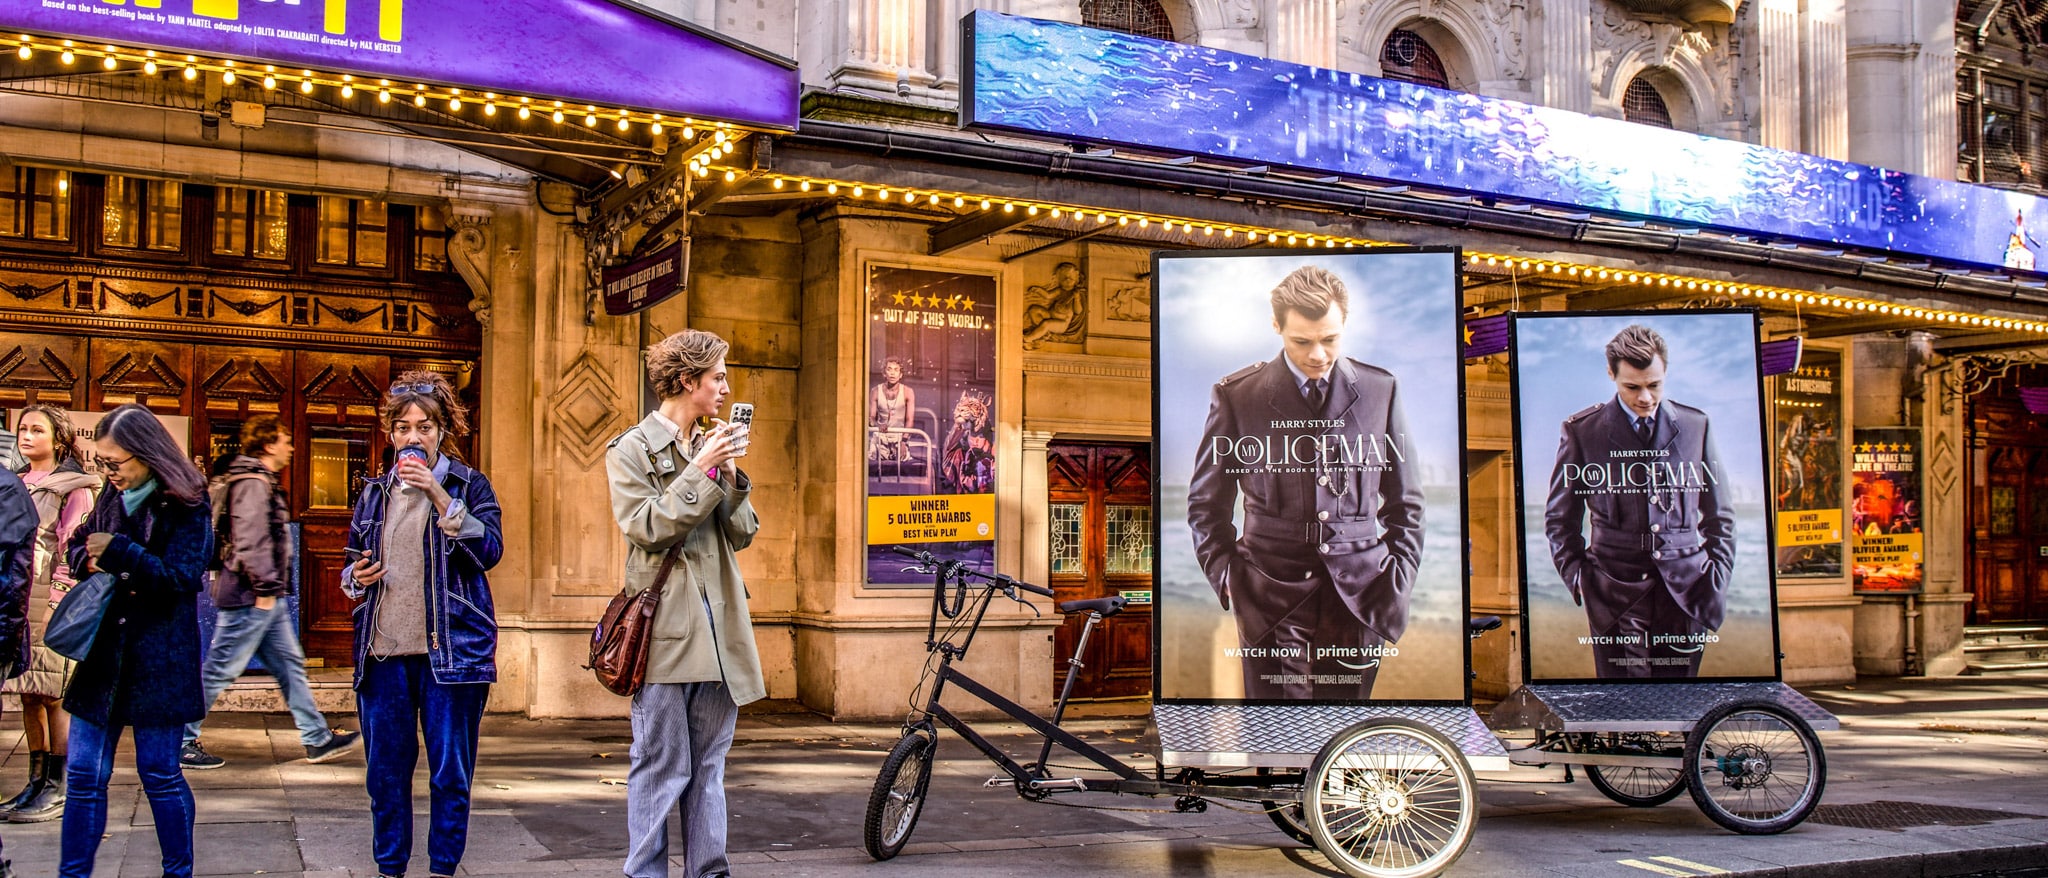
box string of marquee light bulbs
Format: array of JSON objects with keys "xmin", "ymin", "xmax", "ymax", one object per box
[
  {"xmin": 8, "ymin": 34, "xmax": 747, "ymax": 146},
  {"xmin": 741, "ymin": 169, "xmax": 2048, "ymax": 338}
]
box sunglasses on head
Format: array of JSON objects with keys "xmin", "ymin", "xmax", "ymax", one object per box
[{"xmin": 389, "ymin": 382, "xmax": 438, "ymax": 396}]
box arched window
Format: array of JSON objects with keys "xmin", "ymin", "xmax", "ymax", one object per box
[
  {"xmin": 1623, "ymin": 76, "xmax": 1675, "ymax": 129},
  {"xmin": 1081, "ymin": 0, "xmax": 1175, "ymax": 42},
  {"xmin": 1379, "ymin": 29, "xmax": 1451, "ymax": 89}
]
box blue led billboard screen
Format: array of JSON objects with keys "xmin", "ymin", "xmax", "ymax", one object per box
[{"xmin": 963, "ymin": 11, "xmax": 2048, "ymax": 273}]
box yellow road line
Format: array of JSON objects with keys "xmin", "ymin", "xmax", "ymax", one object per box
[
  {"xmin": 1618, "ymin": 859, "xmax": 1700, "ymax": 877},
  {"xmin": 1651, "ymin": 855, "xmax": 1730, "ymax": 874}
]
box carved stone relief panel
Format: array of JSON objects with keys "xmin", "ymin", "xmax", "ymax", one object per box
[{"xmin": 89, "ymin": 340, "xmax": 193, "ymax": 414}]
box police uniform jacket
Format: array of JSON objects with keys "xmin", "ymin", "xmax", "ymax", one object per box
[
  {"xmin": 1188, "ymin": 353, "xmax": 1426, "ymax": 643},
  {"xmin": 1544, "ymin": 397, "xmax": 1735, "ymax": 629}
]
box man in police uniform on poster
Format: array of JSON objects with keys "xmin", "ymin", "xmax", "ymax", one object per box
[
  {"xmin": 1188, "ymin": 265, "xmax": 1424, "ymax": 701},
  {"xmin": 1545, "ymin": 324, "xmax": 1734, "ymax": 678}
]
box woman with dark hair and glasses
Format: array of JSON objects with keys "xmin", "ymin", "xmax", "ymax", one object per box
[
  {"xmin": 342, "ymin": 371, "xmax": 503, "ymax": 878},
  {"xmin": 60, "ymin": 404, "xmax": 210, "ymax": 878}
]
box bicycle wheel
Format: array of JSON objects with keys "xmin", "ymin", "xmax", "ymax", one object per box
[
  {"xmin": 1684, "ymin": 700, "xmax": 1827, "ymax": 835},
  {"xmin": 863, "ymin": 731, "xmax": 936, "ymax": 860},
  {"xmin": 1586, "ymin": 764, "xmax": 1685, "ymax": 808},
  {"xmin": 1305, "ymin": 718, "xmax": 1477, "ymax": 878}
]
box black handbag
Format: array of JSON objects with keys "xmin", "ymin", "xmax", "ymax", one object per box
[
  {"xmin": 45, "ymin": 571, "xmax": 115, "ymax": 662},
  {"xmin": 587, "ymin": 547, "xmax": 680, "ymax": 697}
]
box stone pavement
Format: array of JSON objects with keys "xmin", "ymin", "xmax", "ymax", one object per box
[{"xmin": 0, "ymin": 673, "xmax": 2044, "ymax": 877}]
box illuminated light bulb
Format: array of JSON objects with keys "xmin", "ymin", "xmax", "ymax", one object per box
[
  {"xmin": 1137, "ymin": 217, "xmax": 1148, "ymax": 227},
  {"xmin": 414, "ymin": 93, "xmax": 427, "ymax": 107},
  {"xmin": 262, "ymin": 75, "xmax": 276, "ymax": 89},
  {"xmin": 222, "ymin": 70, "xmax": 236, "ymax": 85},
  {"xmin": 724, "ymin": 170, "xmax": 736, "ymax": 182},
  {"xmin": 978, "ymin": 199, "xmax": 988, "ymax": 209},
  {"xmin": 60, "ymin": 50, "xmax": 73, "ymax": 65},
  {"xmin": 1117, "ymin": 215, "xmax": 1129, "ymax": 225},
  {"xmin": 1597, "ymin": 270, "xmax": 1609, "ymax": 280},
  {"xmin": 1247, "ymin": 232, "xmax": 1259, "ymax": 242},
  {"xmin": 378, "ymin": 89, "xmax": 390, "ymax": 103},
  {"xmin": 773, "ymin": 178, "xmax": 786, "ymax": 190},
  {"xmin": 929, "ymin": 194, "xmax": 940, "ymax": 205},
  {"xmin": 696, "ymin": 165, "xmax": 709, "ymax": 178},
  {"xmin": 681, "ymin": 126, "xmax": 695, "ymax": 139},
  {"xmin": 1485, "ymin": 256, "xmax": 1498, "ymax": 266},
  {"xmin": 483, "ymin": 103, "xmax": 495, "ymax": 117},
  {"xmin": 721, "ymin": 142, "xmax": 734, "ymax": 156},
  {"xmin": 56, "ymin": 178, "xmax": 67, "ymax": 193},
  {"xmin": 183, "ymin": 65, "xmax": 198, "ymax": 81},
  {"xmin": 1204, "ymin": 226, "xmax": 1214, "ymax": 236},
  {"xmin": 826, "ymin": 183, "xmax": 838, "ymax": 194},
  {"xmin": 517, "ymin": 106, "xmax": 530, "ymax": 119},
  {"xmin": 903, "ymin": 191, "xmax": 916, "ymax": 203},
  {"xmin": 448, "ymin": 97, "xmax": 461, "ymax": 110},
  {"xmin": 585, "ymin": 114, "xmax": 598, "ymax": 127},
  {"xmin": 1519, "ymin": 260, "xmax": 1531, "ymax": 270},
  {"xmin": 852, "ymin": 186, "xmax": 864, "ymax": 197},
  {"xmin": 1223, "ymin": 228, "xmax": 1235, "ymax": 238},
  {"xmin": 1050, "ymin": 207, "xmax": 1062, "ymax": 219},
  {"xmin": 955, "ymin": 197, "xmax": 965, "ymax": 207},
  {"xmin": 300, "ymin": 79, "xmax": 313, "ymax": 94},
  {"xmin": 1287, "ymin": 235, "xmax": 1299, "ymax": 245},
  {"xmin": 101, "ymin": 55, "xmax": 117, "ymax": 69},
  {"xmin": 877, "ymin": 188, "xmax": 890, "ymax": 200},
  {"xmin": 1468, "ymin": 254, "xmax": 1480, "ymax": 264},
  {"xmin": 1002, "ymin": 202, "xmax": 1014, "ymax": 213},
  {"xmin": 1325, "ymin": 238, "xmax": 1336, "ymax": 248},
  {"xmin": 144, "ymin": 60, "xmax": 157, "ymax": 74},
  {"xmin": 617, "ymin": 116, "xmax": 629, "ymax": 131},
  {"xmin": 341, "ymin": 85, "xmax": 354, "ymax": 98},
  {"xmin": 552, "ymin": 110, "xmax": 565, "ymax": 123},
  {"xmin": 1567, "ymin": 267, "xmax": 1579, "ymax": 276},
  {"xmin": 16, "ymin": 46, "xmax": 29, "ymax": 61},
  {"xmin": 715, "ymin": 130, "xmax": 728, "ymax": 144},
  {"xmin": 266, "ymin": 65, "xmax": 277, "ymax": 72},
  {"xmin": 650, "ymin": 122, "xmax": 663, "ymax": 135}
]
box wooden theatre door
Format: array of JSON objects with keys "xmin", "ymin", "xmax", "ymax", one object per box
[{"xmin": 1047, "ymin": 442, "xmax": 1154, "ymax": 699}]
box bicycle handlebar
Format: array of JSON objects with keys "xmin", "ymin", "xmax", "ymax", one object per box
[{"xmin": 889, "ymin": 546, "xmax": 1054, "ymax": 597}]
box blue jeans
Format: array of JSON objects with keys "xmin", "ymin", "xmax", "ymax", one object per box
[
  {"xmin": 188, "ymin": 604, "xmax": 335, "ymax": 746},
  {"xmin": 624, "ymin": 681, "xmax": 739, "ymax": 878},
  {"xmin": 359, "ymin": 654, "xmax": 488, "ymax": 878},
  {"xmin": 63, "ymin": 717, "xmax": 194, "ymax": 878}
]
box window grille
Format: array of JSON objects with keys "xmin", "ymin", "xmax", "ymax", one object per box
[
  {"xmin": 1081, "ymin": 0, "xmax": 1175, "ymax": 42},
  {"xmin": 1623, "ymin": 76, "xmax": 1675, "ymax": 129},
  {"xmin": 1380, "ymin": 30, "xmax": 1450, "ymax": 88}
]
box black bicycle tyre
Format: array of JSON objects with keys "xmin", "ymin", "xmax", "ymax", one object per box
[
  {"xmin": 1256, "ymin": 767, "xmax": 1314, "ymax": 845},
  {"xmin": 1305, "ymin": 717, "xmax": 1477, "ymax": 878},
  {"xmin": 1683, "ymin": 700, "xmax": 1827, "ymax": 835},
  {"xmin": 1586, "ymin": 763, "xmax": 1686, "ymax": 807},
  {"xmin": 863, "ymin": 732, "xmax": 936, "ymax": 860}
]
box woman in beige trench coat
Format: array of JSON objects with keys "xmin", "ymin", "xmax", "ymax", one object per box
[{"xmin": 606, "ymin": 328, "xmax": 761, "ymax": 878}]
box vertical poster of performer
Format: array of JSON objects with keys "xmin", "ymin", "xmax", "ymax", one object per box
[
  {"xmin": 1157, "ymin": 249, "xmax": 1466, "ymax": 704},
  {"xmin": 1513, "ymin": 311, "xmax": 1778, "ymax": 682},
  {"xmin": 1850, "ymin": 429, "xmax": 1923, "ymax": 592},
  {"xmin": 1773, "ymin": 350, "xmax": 1844, "ymax": 577},
  {"xmin": 864, "ymin": 265, "xmax": 999, "ymax": 585}
]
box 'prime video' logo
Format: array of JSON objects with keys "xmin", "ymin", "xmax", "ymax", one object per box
[{"xmin": 101, "ymin": 0, "xmax": 404, "ymax": 42}]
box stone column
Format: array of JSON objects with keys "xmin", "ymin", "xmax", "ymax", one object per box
[
  {"xmin": 1270, "ymin": 0, "xmax": 1339, "ymax": 69},
  {"xmin": 823, "ymin": 0, "xmax": 930, "ymax": 96},
  {"xmin": 1845, "ymin": 0, "xmax": 1956, "ymax": 176},
  {"xmin": 1531, "ymin": 0, "xmax": 1593, "ymax": 114},
  {"xmin": 930, "ymin": 0, "xmax": 1013, "ymax": 90},
  {"xmin": 1743, "ymin": 0, "xmax": 1804, "ymax": 150},
  {"xmin": 1800, "ymin": 0, "xmax": 1849, "ymax": 159},
  {"xmin": 1915, "ymin": 360, "xmax": 1972, "ymax": 675},
  {"xmin": 1020, "ymin": 430, "xmax": 1054, "ymax": 588}
]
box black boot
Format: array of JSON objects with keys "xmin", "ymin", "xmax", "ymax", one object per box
[
  {"xmin": 7, "ymin": 751, "xmax": 63, "ymax": 823},
  {"xmin": 0, "ymin": 751, "xmax": 44, "ymax": 816}
]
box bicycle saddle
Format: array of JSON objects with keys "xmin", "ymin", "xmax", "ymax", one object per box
[
  {"xmin": 1057, "ymin": 596, "xmax": 1128, "ymax": 618},
  {"xmin": 1467, "ymin": 615, "xmax": 1503, "ymax": 636}
]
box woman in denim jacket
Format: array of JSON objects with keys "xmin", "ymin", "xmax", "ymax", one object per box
[{"xmin": 342, "ymin": 372, "xmax": 503, "ymax": 878}]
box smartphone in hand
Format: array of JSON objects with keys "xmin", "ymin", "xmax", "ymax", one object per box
[
  {"xmin": 343, "ymin": 546, "xmax": 371, "ymax": 566},
  {"xmin": 728, "ymin": 403, "xmax": 754, "ymax": 456}
]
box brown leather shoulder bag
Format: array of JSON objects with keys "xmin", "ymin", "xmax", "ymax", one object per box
[{"xmin": 588, "ymin": 546, "xmax": 680, "ymax": 697}]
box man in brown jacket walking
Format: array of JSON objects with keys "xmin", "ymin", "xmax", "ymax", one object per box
[{"xmin": 181, "ymin": 416, "xmax": 359, "ymax": 769}]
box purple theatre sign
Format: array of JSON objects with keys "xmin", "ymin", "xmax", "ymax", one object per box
[{"xmin": 3, "ymin": 0, "xmax": 798, "ymax": 130}]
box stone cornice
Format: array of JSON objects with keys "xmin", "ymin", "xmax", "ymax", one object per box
[{"xmin": 1022, "ymin": 352, "xmax": 1150, "ymax": 380}]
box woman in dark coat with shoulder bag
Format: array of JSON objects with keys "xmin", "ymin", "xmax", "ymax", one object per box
[{"xmin": 61, "ymin": 404, "xmax": 210, "ymax": 878}]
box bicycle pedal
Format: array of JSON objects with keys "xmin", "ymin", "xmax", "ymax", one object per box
[{"xmin": 984, "ymin": 775, "xmax": 1012, "ymax": 788}]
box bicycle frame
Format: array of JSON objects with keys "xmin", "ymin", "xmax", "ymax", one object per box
[{"xmin": 897, "ymin": 552, "xmax": 1297, "ymax": 803}]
